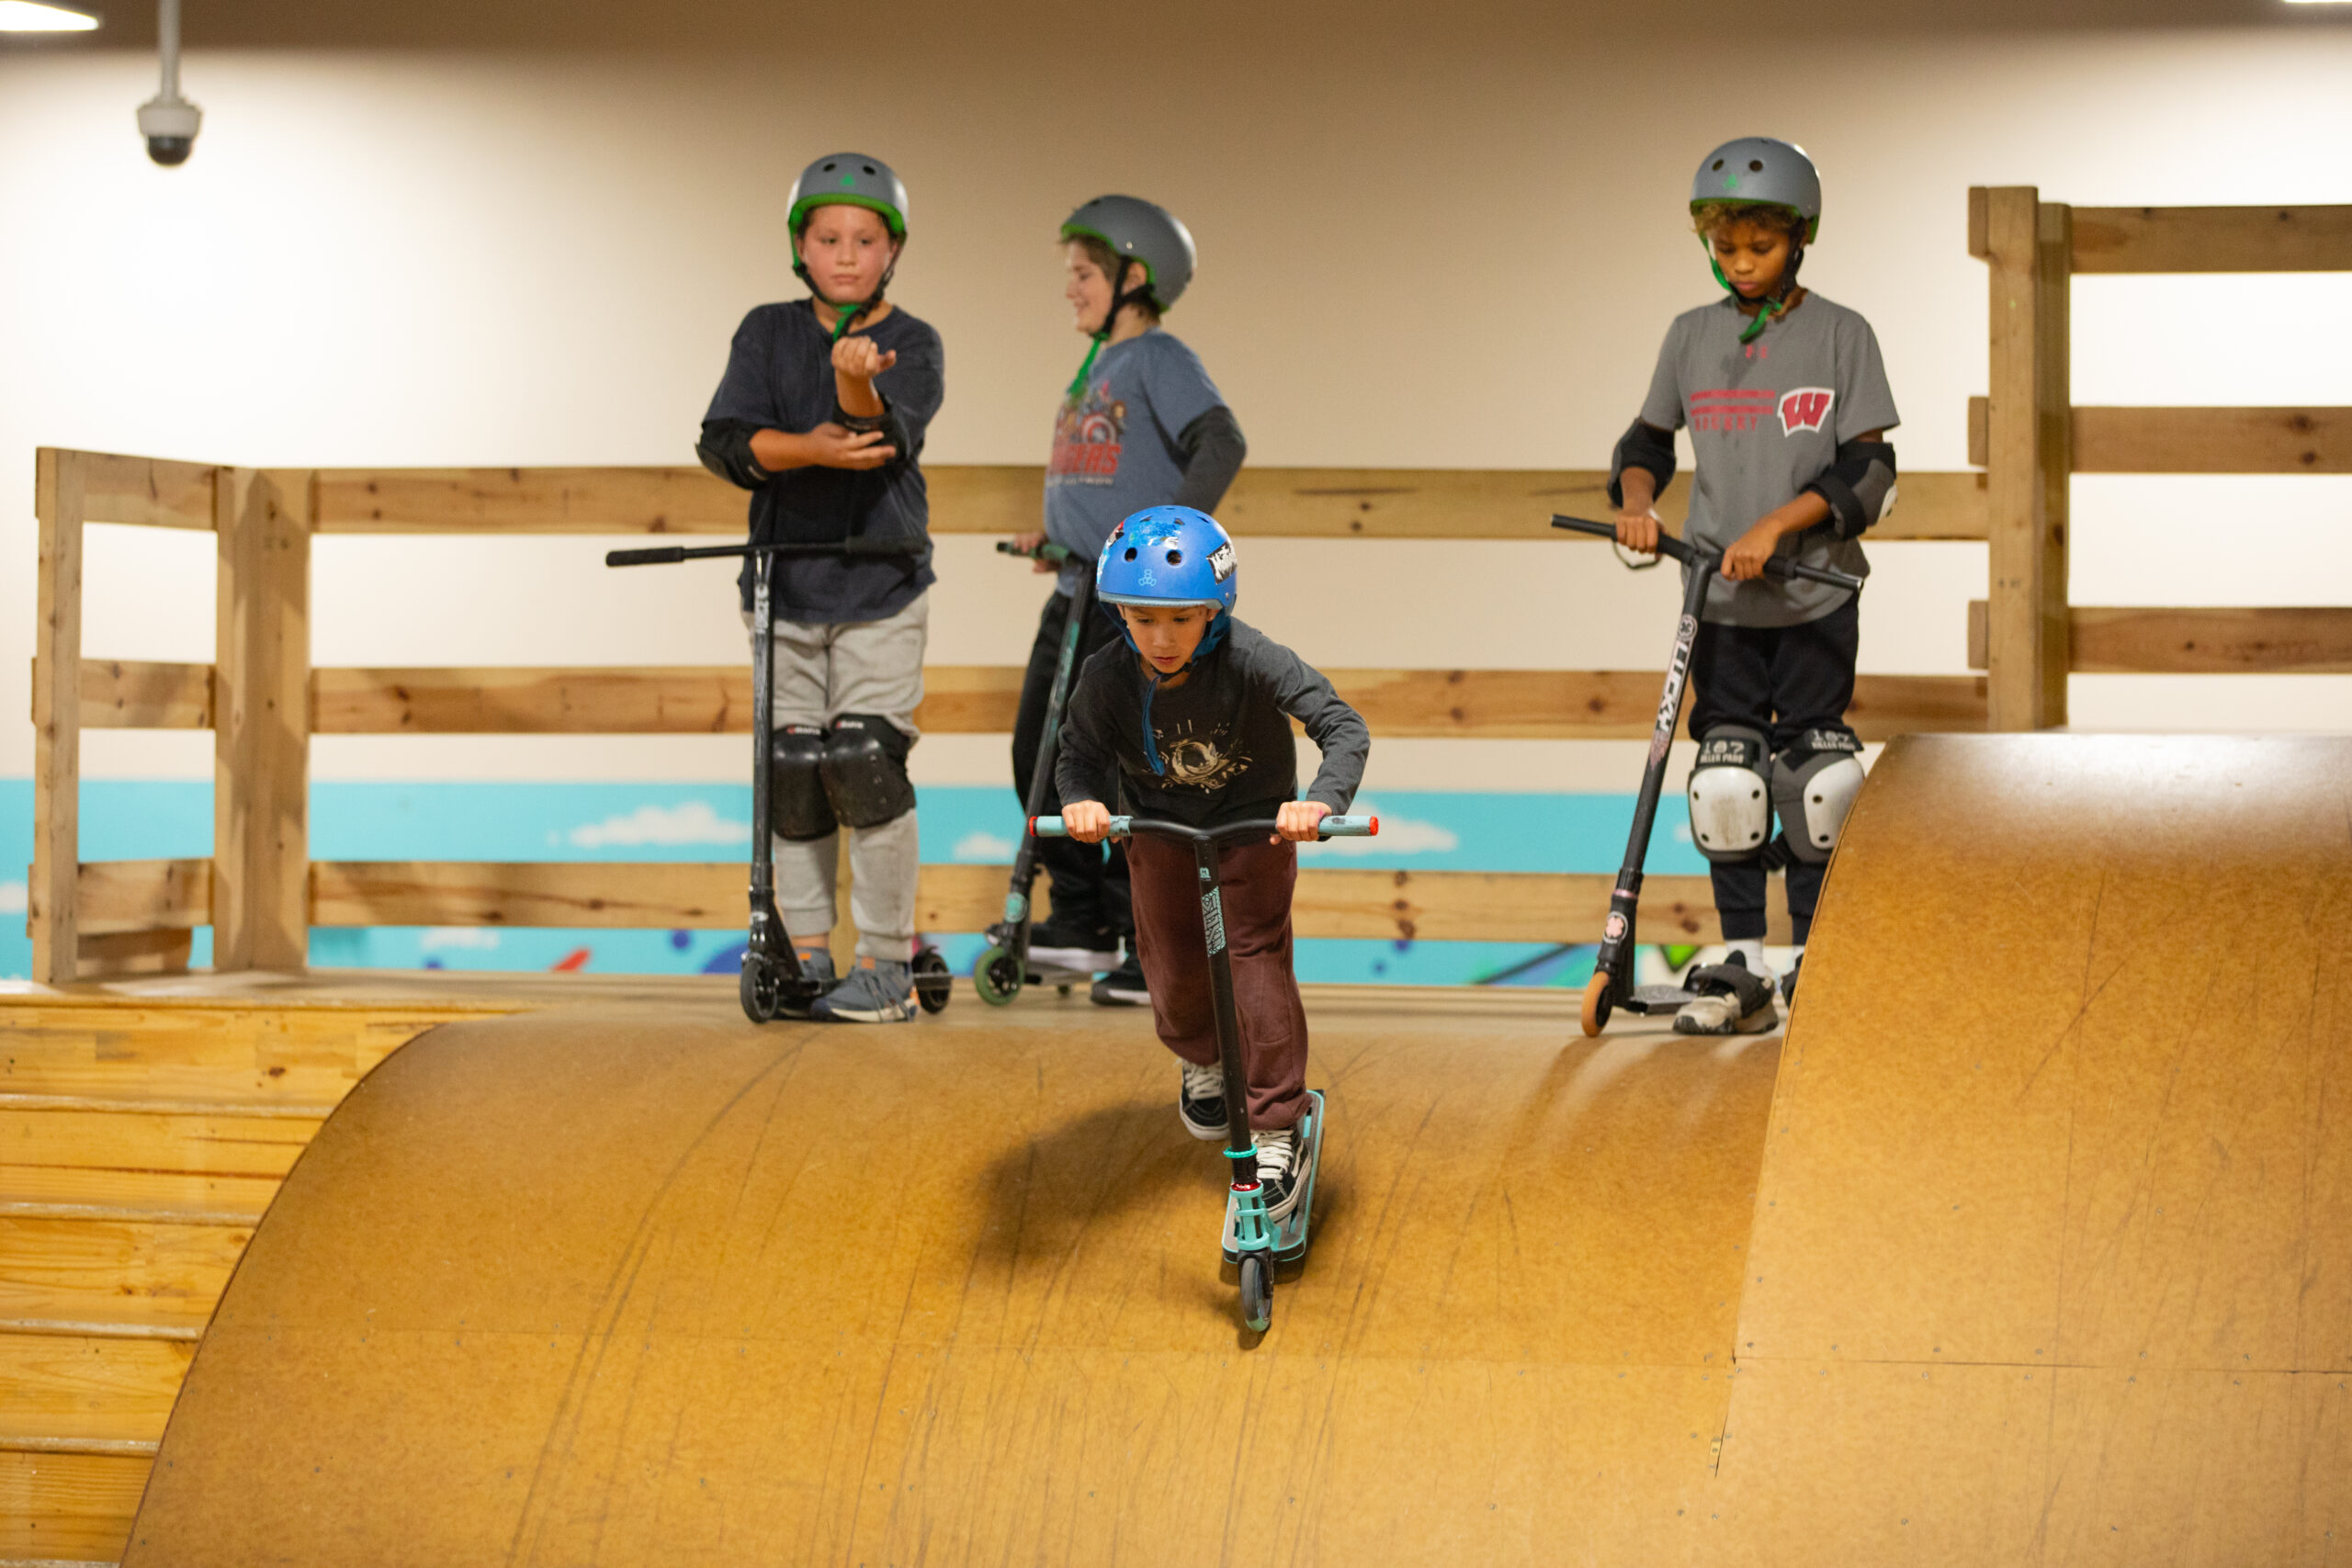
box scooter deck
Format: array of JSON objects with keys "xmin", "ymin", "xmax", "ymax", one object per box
[
  {"xmin": 1621, "ymin": 984, "xmax": 1699, "ymax": 1015},
  {"xmin": 1222, "ymin": 1089, "xmax": 1324, "ymax": 1267}
]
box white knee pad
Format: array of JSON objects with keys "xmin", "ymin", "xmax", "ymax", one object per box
[
  {"xmin": 1772, "ymin": 729, "xmax": 1865, "ymax": 863},
  {"xmin": 1688, "ymin": 726, "xmax": 1772, "ymax": 863}
]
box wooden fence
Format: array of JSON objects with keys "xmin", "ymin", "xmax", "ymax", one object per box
[
  {"xmin": 29, "ymin": 453, "xmax": 2000, "ymax": 983},
  {"xmin": 1967, "ymin": 192, "xmax": 2352, "ymax": 724}
]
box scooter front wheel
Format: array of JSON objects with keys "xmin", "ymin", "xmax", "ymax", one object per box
[
  {"xmin": 1238, "ymin": 1255, "xmax": 1272, "ymax": 1332},
  {"xmin": 972, "ymin": 942, "xmax": 1024, "ymax": 1007},
  {"xmin": 1580, "ymin": 969, "xmax": 1613, "ymax": 1038},
  {"xmin": 741, "ymin": 954, "xmax": 784, "ymax": 1024}
]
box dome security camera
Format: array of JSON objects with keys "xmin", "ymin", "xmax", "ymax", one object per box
[{"xmin": 135, "ymin": 0, "xmax": 198, "ymax": 167}]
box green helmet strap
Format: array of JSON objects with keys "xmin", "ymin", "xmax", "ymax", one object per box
[{"xmin": 1702, "ymin": 235, "xmax": 1806, "ymax": 344}]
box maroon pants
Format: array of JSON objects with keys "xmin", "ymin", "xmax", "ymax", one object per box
[{"xmin": 1126, "ymin": 833, "xmax": 1309, "ymax": 1132}]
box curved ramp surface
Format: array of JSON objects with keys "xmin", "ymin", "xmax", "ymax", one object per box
[
  {"xmin": 123, "ymin": 993, "xmax": 1779, "ymax": 1564},
  {"xmin": 125, "ymin": 735, "xmax": 2352, "ymax": 1564}
]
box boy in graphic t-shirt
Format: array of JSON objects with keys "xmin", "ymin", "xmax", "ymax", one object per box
[
  {"xmin": 1611, "ymin": 137, "xmax": 1900, "ymax": 1032},
  {"xmin": 1007, "ymin": 196, "xmax": 1248, "ymax": 1008}
]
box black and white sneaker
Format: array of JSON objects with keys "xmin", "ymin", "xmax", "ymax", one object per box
[
  {"xmin": 1672, "ymin": 952, "xmax": 1779, "ymax": 1035},
  {"xmin": 1091, "ymin": 951, "xmax": 1149, "ymax": 1008},
  {"xmin": 1254, "ymin": 1123, "xmax": 1312, "ymax": 1223},
  {"xmin": 1179, "ymin": 1061, "xmax": 1227, "ymax": 1140},
  {"xmin": 1027, "ymin": 915, "xmax": 1120, "ymax": 975}
]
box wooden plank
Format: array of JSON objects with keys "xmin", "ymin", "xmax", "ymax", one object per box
[
  {"xmin": 1980, "ymin": 188, "xmax": 2072, "ymax": 731},
  {"xmin": 309, "ymin": 462, "xmax": 1991, "ymax": 541},
  {"xmin": 0, "ymin": 1004, "xmax": 447, "ymax": 1108},
  {"xmin": 307, "ymin": 664, "xmax": 1982, "ymax": 739},
  {"xmin": 1968, "ymin": 395, "xmax": 1989, "ymax": 469},
  {"xmin": 2070, "ymin": 204, "xmax": 2352, "ymax": 275},
  {"xmin": 0, "ymin": 1108, "xmax": 322, "ymax": 1183},
  {"xmin": 1965, "ymin": 601, "xmax": 2352, "ymax": 673},
  {"xmin": 2072, "ymin": 406, "xmax": 2352, "ymax": 474},
  {"xmin": 31, "ymin": 449, "xmax": 86, "ymax": 987},
  {"xmin": 74, "ymin": 930, "xmax": 194, "ymax": 983},
  {"xmin": 213, "ymin": 468, "xmax": 312, "ymax": 973},
  {"xmin": 76, "ymin": 449, "xmax": 220, "ymax": 531},
  {"xmin": 0, "ymin": 1218, "xmax": 246, "ymax": 1335},
  {"xmin": 0, "ymin": 1447, "xmax": 150, "ymax": 1562},
  {"xmin": 75, "ymin": 861, "xmax": 211, "ymax": 937},
  {"xmin": 323, "ymin": 858, "xmax": 1794, "ymax": 944},
  {"xmin": 63, "ymin": 658, "xmax": 214, "ymax": 729},
  {"xmin": 0, "ymin": 1333, "xmax": 192, "ymax": 1445},
  {"xmin": 0, "ymin": 1168, "xmax": 285, "ymax": 1226}
]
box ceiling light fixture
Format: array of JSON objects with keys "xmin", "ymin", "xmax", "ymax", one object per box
[{"xmin": 0, "ymin": 1, "xmax": 101, "ymax": 30}]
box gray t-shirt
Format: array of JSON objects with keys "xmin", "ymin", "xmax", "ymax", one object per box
[
  {"xmin": 1639, "ymin": 292, "xmax": 1900, "ymax": 627},
  {"xmin": 1044, "ymin": 329, "xmax": 1226, "ymax": 596}
]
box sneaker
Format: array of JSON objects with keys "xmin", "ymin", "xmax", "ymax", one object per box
[
  {"xmin": 1026, "ymin": 915, "xmax": 1120, "ymax": 975},
  {"xmin": 1179, "ymin": 1060, "xmax": 1227, "ymax": 1140},
  {"xmin": 781, "ymin": 946, "xmax": 836, "ymax": 1020},
  {"xmin": 1253, "ymin": 1123, "xmax": 1312, "ymax": 1223},
  {"xmin": 1672, "ymin": 953, "xmax": 1779, "ymax": 1036},
  {"xmin": 809, "ymin": 957, "xmax": 918, "ymax": 1023},
  {"xmin": 1091, "ymin": 951, "xmax": 1149, "ymax": 1008},
  {"xmin": 1781, "ymin": 953, "xmax": 1804, "ymax": 1005}
]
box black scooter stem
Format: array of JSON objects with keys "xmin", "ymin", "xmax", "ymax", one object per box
[{"xmin": 1549, "ymin": 515, "xmax": 1865, "ymax": 594}]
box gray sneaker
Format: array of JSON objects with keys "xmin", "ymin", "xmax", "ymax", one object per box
[
  {"xmin": 809, "ymin": 957, "xmax": 918, "ymax": 1024},
  {"xmin": 781, "ymin": 947, "xmax": 836, "ymax": 1020}
]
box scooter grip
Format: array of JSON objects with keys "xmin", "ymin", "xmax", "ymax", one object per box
[
  {"xmin": 1029, "ymin": 815, "xmax": 1130, "ymax": 839},
  {"xmin": 605, "ymin": 546, "xmax": 687, "ymax": 567},
  {"xmin": 1317, "ymin": 815, "xmax": 1379, "ymax": 838}
]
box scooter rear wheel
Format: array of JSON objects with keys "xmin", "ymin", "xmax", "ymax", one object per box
[
  {"xmin": 972, "ymin": 942, "xmax": 1024, "ymax": 1007},
  {"xmin": 1238, "ymin": 1255, "xmax": 1272, "ymax": 1332},
  {"xmin": 1580, "ymin": 970, "xmax": 1613, "ymax": 1038},
  {"xmin": 741, "ymin": 954, "xmax": 783, "ymax": 1024},
  {"xmin": 912, "ymin": 946, "xmax": 953, "ymax": 1014}
]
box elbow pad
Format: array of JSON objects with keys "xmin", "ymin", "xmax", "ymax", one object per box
[
  {"xmin": 1609, "ymin": 419, "xmax": 1677, "ymax": 508},
  {"xmin": 696, "ymin": 419, "xmax": 773, "ymax": 491},
  {"xmin": 1804, "ymin": 440, "xmax": 1897, "ymax": 540}
]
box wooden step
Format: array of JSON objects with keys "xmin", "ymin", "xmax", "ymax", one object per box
[
  {"xmin": 0, "ymin": 1336, "xmax": 191, "ymax": 1447},
  {"xmin": 0, "ymin": 1219, "xmax": 249, "ymax": 1337},
  {"xmin": 0, "ymin": 1446, "xmax": 149, "ymax": 1562}
]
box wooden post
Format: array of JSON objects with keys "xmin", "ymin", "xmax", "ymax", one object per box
[
  {"xmin": 213, "ymin": 468, "xmax": 314, "ymax": 971},
  {"xmin": 1975, "ymin": 186, "xmax": 2074, "ymax": 730},
  {"xmin": 28, "ymin": 449, "xmax": 86, "ymax": 984}
]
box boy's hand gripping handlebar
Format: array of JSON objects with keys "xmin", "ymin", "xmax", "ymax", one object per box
[
  {"xmin": 1035, "ymin": 814, "xmax": 1379, "ymax": 843},
  {"xmin": 1549, "ymin": 515, "xmax": 1865, "ymax": 594},
  {"xmin": 605, "ymin": 537, "xmax": 928, "ymax": 568}
]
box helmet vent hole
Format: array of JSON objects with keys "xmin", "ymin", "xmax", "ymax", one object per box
[
  {"xmin": 1124, "ymin": 547, "xmax": 1137, "ymax": 561},
  {"xmin": 1167, "ymin": 549, "xmax": 1183, "ymax": 565},
  {"xmin": 1712, "ymin": 159, "xmax": 1724, "ymax": 171},
  {"xmin": 863, "ymin": 164, "xmax": 876, "ymax": 175},
  {"xmin": 1749, "ymin": 159, "xmax": 1764, "ymax": 172},
  {"xmin": 822, "ymin": 161, "xmax": 837, "ymax": 171}
]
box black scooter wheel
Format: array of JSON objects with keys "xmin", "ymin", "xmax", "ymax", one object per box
[
  {"xmin": 972, "ymin": 942, "xmax": 1024, "ymax": 1007},
  {"xmin": 1579, "ymin": 970, "xmax": 1613, "ymax": 1038},
  {"xmin": 912, "ymin": 946, "xmax": 953, "ymax": 1014},
  {"xmin": 741, "ymin": 954, "xmax": 783, "ymax": 1024},
  {"xmin": 1238, "ymin": 1255, "xmax": 1272, "ymax": 1332}
]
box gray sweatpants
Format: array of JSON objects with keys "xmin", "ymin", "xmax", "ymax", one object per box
[{"xmin": 752, "ymin": 592, "xmax": 927, "ymax": 961}]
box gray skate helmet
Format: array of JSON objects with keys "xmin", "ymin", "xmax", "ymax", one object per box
[
  {"xmin": 1690, "ymin": 137, "xmax": 1820, "ymax": 343},
  {"xmin": 1061, "ymin": 195, "xmax": 1196, "ymax": 312},
  {"xmin": 788, "ymin": 152, "xmax": 909, "ymax": 236},
  {"xmin": 786, "ymin": 152, "xmax": 908, "ymax": 338}
]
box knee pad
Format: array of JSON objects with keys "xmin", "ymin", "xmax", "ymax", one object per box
[
  {"xmin": 1688, "ymin": 726, "xmax": 1772, "ymax": 863},
  {"xmin": 769, "ymin": 724, "xmax": 837, "ymax": 841},
  {"xmin": 1772, "ymin": 729, "xmax": 1865, "ymax": 864},
  {"xmin": 820, "ymin": 714, "xmax": 915, "ymax": 829}
]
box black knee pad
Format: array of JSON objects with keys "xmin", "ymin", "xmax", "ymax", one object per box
[
  {"xmin": 820, "ymin": 714, "xmax": 915, "ymax": 829},
  {"xmin": 769, "ymin": 724, "xmax": 836, "ymax": 841},
  {"xmin": 1688, "ymin": 725, "xmax": 1772, "ymax": 863}
]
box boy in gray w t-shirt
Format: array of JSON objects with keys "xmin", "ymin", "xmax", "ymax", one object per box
[{"xmin": 1611, "ymin": 137, "xmax": 1899, "ymax": 1029}]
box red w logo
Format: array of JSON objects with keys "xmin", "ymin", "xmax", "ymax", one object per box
[{"xmin": 1779, "ymin": 388, "xmax": 1834, "ymax": 435}]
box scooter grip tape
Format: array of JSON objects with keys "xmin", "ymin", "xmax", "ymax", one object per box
[{"xmin": 1319, "ymin": 816, "xmax": 1378, "ymax": 837}]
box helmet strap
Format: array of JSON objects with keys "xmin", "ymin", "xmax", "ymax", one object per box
[
  {"xmin": 792, "ymin": 227, "xmax": 902, "ymax": 342},
  {"xmin": 1707, "ymin": 240, "xmax": 1806, "ymax": 345}
]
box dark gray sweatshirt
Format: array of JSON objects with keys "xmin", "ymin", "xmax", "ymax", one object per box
[{"xmin": 1057, "ymin": 615, "xmax": 1369, "ymax": 828}]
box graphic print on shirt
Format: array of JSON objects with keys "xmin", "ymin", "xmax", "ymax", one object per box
[
  {"xmin": 1690, "ymin": 388, "xmax": 1776, "ymax": 433},
  {"xmin": 1778, "ymin": 388, "xmax": 1834, "ymax": 435},
  {"xmin": 1155, "ymin": 716, "xmax": 1250, "ymax": 792},
  {"xmin": 1048, "ymin": 378, "xmax": 1127, "ymax": 485}
]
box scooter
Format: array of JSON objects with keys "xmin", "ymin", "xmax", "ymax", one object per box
[
  {"xmin": 607, "ymin": 537, "xmax": 954, "ymax": 1024},
  {"xmin": 1037, "ymin": 810, "xmax": 1377, "ymax": 1333},
  {"xmin": 1548, "ymin": 515, "xmax": 1863, "ymax": 1039},
  {"xmin": 973, "ymin": 541, "xmax": 1107, "ymax": 1003}
]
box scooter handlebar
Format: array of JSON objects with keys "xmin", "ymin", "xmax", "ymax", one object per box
[
  {"xmin": 605, "ymin": 545, "xmax": 688, "ymax": 567},
  {"xmin": 1034, "ymin": 813, "xmax": 1379, "ymax": 841},
  {"xmin": 605, "ymin": 537, "xmax": 928, "ymax": 569},
  {"xmin": 1549, "ymin": 514, "xmax": 1864, "ymax": 594},
  {"xmin": 995, "ymin": 539, "xmax": 1073, "ymax": 564}
]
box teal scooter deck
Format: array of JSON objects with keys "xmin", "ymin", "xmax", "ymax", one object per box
[{"xmin": 1222, "ymin": 1089, "xmax": 1324, "ymax": 1266}]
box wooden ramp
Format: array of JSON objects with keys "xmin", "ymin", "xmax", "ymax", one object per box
[{"xmin": 118, "ymin": 736, "xmax": 2352, "ymax": 1563}]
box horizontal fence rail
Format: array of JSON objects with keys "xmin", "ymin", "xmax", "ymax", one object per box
[
  {"xmin": 1965, "ymin": 602, "xmax": 2352, "ymax": 674},
  {"xmin": 1966, "ymin": 399, "xmax": 2352, "ymax": 474}
]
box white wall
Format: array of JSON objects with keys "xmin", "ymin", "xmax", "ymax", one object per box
[{"xmin": 6, "ymin": 27, "xmax": 2350, "ymax": 797}]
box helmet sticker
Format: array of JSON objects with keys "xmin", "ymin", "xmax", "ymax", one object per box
[
  {"xmin": 1207, "ymin": 543, "xmax": 1237, "ymax": 582},
  {"xmin": 1779, "ymin": 388, "xmax": 1834, "ymax": 435}
]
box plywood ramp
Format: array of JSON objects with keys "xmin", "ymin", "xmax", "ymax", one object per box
[{"xmin": 116, "ymin": 735, "xmax": 2352, "ymax": 1563}]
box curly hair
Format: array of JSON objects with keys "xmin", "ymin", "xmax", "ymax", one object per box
[
  {"xmin": 1690, "ymin": 200, "xmax": 1807, "ymax": 242},
  {"xmin": 1065, "ymin": 232, "xmax": 1163, "ymax": 322}
]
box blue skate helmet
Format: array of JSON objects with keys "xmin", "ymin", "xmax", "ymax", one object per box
[{"xmin": 1095, "ymin": 506, "xmax": 1238, "ymax": 775}]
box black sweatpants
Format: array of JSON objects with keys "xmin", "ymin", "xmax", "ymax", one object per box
[
  {"xmin": 1686, "ymin": 595, "xmax": 1859, "ymax": 946},
  {"xmin": 1012, "ymin": 588, "xmax": 1132, "ymax": 940}
]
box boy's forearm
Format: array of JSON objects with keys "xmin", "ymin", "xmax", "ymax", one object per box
[
  {"xmin": 1758, "ymin": 491, "xmax": 1833, "ymax": 537},
  {"xmin": 1618, "ymin": 468, "xmax": 1658, "ymax": 511},
  {"xmin": 749, "ymin": 428, "xmax": 814, "ymax": 472},
  {"xmin": 834, "ymin": 373, "xmax": 884, "ymax": 420}
]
